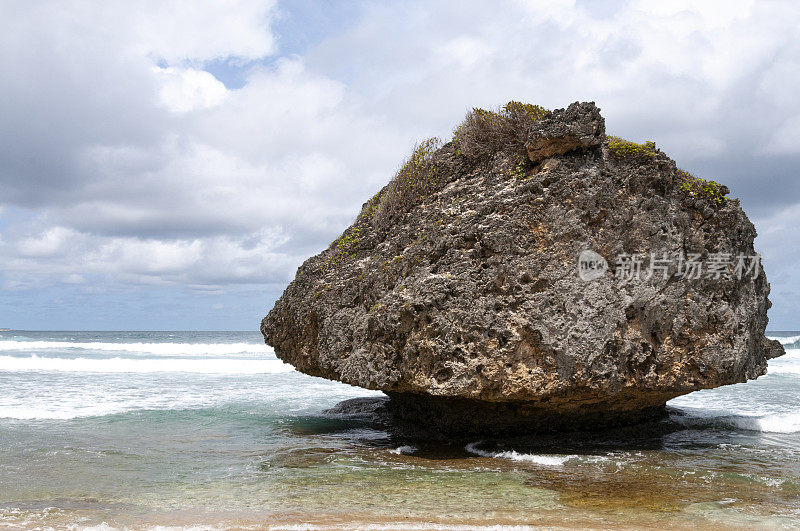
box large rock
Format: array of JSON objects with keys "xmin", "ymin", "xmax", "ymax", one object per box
[{"xmin": 262, "ymin": 101, "xmax": 784, "ymax": 434}]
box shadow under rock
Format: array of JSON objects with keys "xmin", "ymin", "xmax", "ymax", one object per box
[{"xmin": 315, "ymin": 396, "xmax": 701, "ymax": 459}]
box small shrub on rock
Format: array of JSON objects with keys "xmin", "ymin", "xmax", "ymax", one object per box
[
  {"xmin": 453, "ymin": 101, "xmax": 547, "ymax": 161},
  {"xmin": 607, "ymin": 136, "xmax": 657, "ymax": 159},
  {"xmin": 373, "ymin": 137, "xmax": 444, "ymax": 230}
]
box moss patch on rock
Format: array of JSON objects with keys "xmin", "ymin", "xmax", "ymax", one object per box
[
  {"xmin": 607, "ymin": 136, "xmax": 657, "ymax": 159},
  {"xmin": 677, "ymin": 169, "xmax": 729, "ymax": 205},
  {"xmin": 327, "ymin": 226, "xmax": 361, "ymax": 263}
]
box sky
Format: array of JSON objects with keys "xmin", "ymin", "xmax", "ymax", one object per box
[{"xmin": 1, "ymin": 0, "xmax": 799, "ymax": 330}]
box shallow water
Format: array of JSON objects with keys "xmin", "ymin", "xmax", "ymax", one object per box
[{"xmin": 0, "ymin": 331, "xmax": 799, "ymax": 529}]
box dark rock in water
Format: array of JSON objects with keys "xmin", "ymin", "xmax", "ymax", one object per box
[
  {"xmin": 323, "ymin": 396, "xmax": 390, "ymax": 418},
  {"xmin": 323, "ymin": 395, "xmax": 682, "ymax": 443},
  {"xmin": 262, "ymin": 101, "xmax": 784, "ymax": 435},
  {"xmin": 321, "ymin": 396, "xmax": 446, "ymax": 440}
]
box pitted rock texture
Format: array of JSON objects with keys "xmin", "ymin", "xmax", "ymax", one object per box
[
  {"xmin": 262, "ymin": 101, "xmax": 783, "ymax": 434},
  {"xmin": 525, "ymin": 102, "xmax": 604, "ymax": 162}
]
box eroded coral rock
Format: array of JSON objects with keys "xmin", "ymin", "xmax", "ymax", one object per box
[
  {"xmin": 262, "ymin": 101, "xmax": 783, "ymax": 434},
  {"xmin": 526, "ymin": 102, "xmax": 604, "ymax": 162}
]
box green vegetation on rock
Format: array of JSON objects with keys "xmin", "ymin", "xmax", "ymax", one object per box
[
  {"xmin": 677, "ymin": 169, "xmax": 728, "ymax": 205},
  {"xmin": 356, "ymin": 190, "xmax": 383, "ymax": 224},
  {"xmin": 363, "ymin": 101, "xmax": 549, "ymax": 234},
  {"xmin": 607, "ymin": 136, "xmax": 657, "ymax": 159},
  {"xmin": 453, "ymin": 101, "xmax": 547, "ymax": 160},
  {"xmin": 373, "ymin": 136, "xmax": 444, "ymax": 230},
  {"xmin": 328, "ymin": 226, "xmax": 361, "ymax": 263}
]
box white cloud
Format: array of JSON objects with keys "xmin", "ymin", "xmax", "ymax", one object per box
[
  {"xmin": 0, "ymin": 227, "xmax": 296, "ymax": 291},
  {"xmin": 153, "ymin": 67, "xmax": 229, "ymax": 112},
  {"xmin": 754, "ymin": 201, "xmax": 800, "ymax": 326},
  {"xmin": 0, "ymin": 0, "xmax": 799, "ymax": 325},
  {"xmin": 436, "ymin": 37, "xmax": 495, "ymax": 70},
  {"xmin": 17, "ymin": 228, "xmax": 77, "ymax": 258},
  {"xmin": 763, "ymin": 120, "xmax": 800, "ymax": 156},
  {"xmin": 47, "ymin": 0, "xmax": 277, "ymax": 64},
  {"xmin": 130, "ymin": 0, "xmax": 277, "ymax": 61},
  {"xmin": 99, "ymin": 239, "xmax": 204, "ymax": 275}
]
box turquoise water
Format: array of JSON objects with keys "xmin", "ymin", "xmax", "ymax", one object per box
[{"xmin": 1, "ymin": 331, "xmax": 799, "ymax": 529}]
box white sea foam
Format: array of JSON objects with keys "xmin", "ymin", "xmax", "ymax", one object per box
[
  {"xmin": 768, "ymin": 334, "xmax": 800, "ymax": 346},
  {"xmin": 767, "ymin": 348, "xmax": 800, "ymax": 375},
  {"xmin": 0, "ymin": 379, "xmax": 377, "ymax": 420},
  {"xmin": 0, "ymin": 355, "xmax": 292, "ymax": 374},
  {"xmin": 465, "ymin": 442, "xmax": 572, "ymax": 466},
  {"xmin": 0, "ymin": 340, "xmax": 270, "ymax": 356},
  {"xmin": 671, "ymin": 407, "xmax": 800, "ymax": 434},
  {"xmin": 0, "ymin": 405, "xmax": 129, "ymax": 420},
  {"xmin": 730, "ymin": 412, "xmax": 800, "ymax": 434},
  {"xmin": 389, "ymin": 445, "xmax": 418, "ymax": 455}
]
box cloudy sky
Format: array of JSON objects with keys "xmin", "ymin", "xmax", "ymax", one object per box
[{"xmin": 1, "ymin": 0, "xmax": 799, "ymax": 330}]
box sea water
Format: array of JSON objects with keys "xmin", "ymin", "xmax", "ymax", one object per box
[{"xmin": 0, "ymin": 330, "xmax": 798, "ymax": 528}]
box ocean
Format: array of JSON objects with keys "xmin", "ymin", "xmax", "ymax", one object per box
[{"xmin": 0, "ymin": 330, "xmax": 798, "ymax": 529}]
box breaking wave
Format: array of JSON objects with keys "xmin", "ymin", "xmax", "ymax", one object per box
[
  {"xmin": 465, "ymin": 442, "xmax": 573, "ymax": 466},
  {"xmin": 730, "ymin": 412, "xmax": 800, "ymax": 434},
  {"xmin": 0, "ymin": 340, "xmax": 269, "ymax": 356},
  {"xmin": 0, "ymin": 355, "xmax": 292, "ymax": 374},
  {"xmin": 768, "ymin": 334, "xmax": 800, "ymax": 349}
]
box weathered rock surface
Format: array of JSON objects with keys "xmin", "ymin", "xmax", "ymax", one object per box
[
  {"xmin": 525, "ymin": 103, "xmax": 604, "ymax": 163},
  {"xmin": 262, "ymin": 101, "xmax": 784, "ymax": 434}
]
